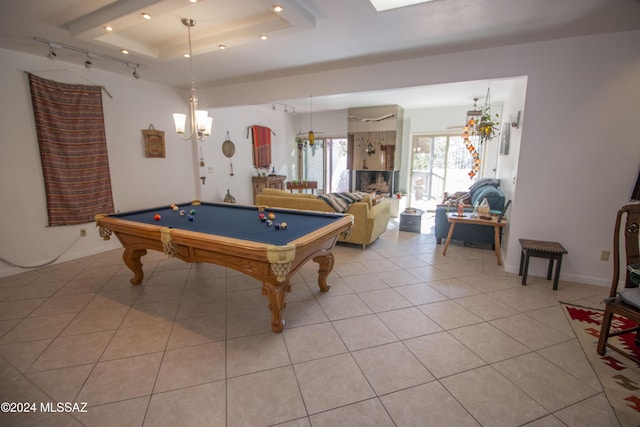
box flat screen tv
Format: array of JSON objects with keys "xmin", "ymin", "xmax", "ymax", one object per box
[{"xmin": 632, "ymin": 168, "xmax": 640, "ymax": 201}]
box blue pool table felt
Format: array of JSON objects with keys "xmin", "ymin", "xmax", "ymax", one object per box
[{"xmin": 111, "ymin": 202, "xmax": 344, "ymax": 246}]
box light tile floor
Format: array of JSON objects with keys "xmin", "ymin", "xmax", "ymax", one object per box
[{"xmin": 0, "ymin": 218, "xmax": 624, "ymax": 426}]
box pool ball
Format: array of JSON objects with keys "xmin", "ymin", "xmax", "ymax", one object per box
[
  {"xmin": 154, "ymin": 214, "xmax": 161, "ymax": 221},
  {"xmin": 188, "ymin": 215, "xmax": 195, "ymax": 221},
  {"xmin": 274, "ymin": 223, "xmax": 280, "ymax": 230},
  {"xmin": 179, "ymin": 210, "xmax": 186, "ymax": 216},
  {"xmin": 172, "ymin": 205, "xmax": 179, "ymax": 211},
  {"xmin": 280, "ymin": 222, "xmax": 287, "ymax": 230},
  {"xmin": 266, "ymin": 220, "xmax": 273, "ymax": 227},
  {"xmin": 189, "ymin": 209, "xmax": 196, "ymax": 215},
  {"xmin": 268, "ymin": 212, "xmax": 276, "ymax": 220}
]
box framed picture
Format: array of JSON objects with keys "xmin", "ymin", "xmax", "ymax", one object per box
[
  {"xmin": 499, "ymin": 122, "xmax": 510, "ymax": 155},
  {"xmin": 142, "ymin": 125, "xmax": 165, "ymax": 158}
]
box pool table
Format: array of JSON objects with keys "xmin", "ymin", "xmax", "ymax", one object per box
[{"xmin": 95, "ymin": 201, "xmax": 352, "ymax": 333}]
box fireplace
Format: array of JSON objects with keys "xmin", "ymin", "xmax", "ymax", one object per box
[{"xmin": 353, "ymin": 170, "xmax": 398, "ymax": 195}]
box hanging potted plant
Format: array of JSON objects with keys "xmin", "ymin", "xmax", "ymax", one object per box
[{"xmin": 474, "ymin": 106, "xmax": 499, "ymax": 144}]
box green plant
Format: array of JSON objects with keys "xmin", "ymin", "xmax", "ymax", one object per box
[{"xmin": 474, "ymin": 107, "xmax": 500, "ymax": 144}]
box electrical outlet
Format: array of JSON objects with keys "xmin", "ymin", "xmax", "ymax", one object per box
[
  {"xmin": 600, "ymin": 250, "xmax": 610, "ymax": 261},
  {"xmin": 80, "ymin": 228, "xmax": 87, "ymax": 237}
]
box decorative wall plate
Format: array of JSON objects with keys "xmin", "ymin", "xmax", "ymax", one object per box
[{"xmin": 222, "ymin": 132, "xmax": 235, "ymax": 158}]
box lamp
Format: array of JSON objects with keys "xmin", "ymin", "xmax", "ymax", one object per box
[{"xmin": 172, "ymin": 18, "xmax": 213, "ymax": 142}]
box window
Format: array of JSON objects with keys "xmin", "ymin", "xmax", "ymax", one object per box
[
  {"xmin": 410, "ymin": 133, "xmax": 475, "ymax": 208},
  {"xmin": 300, "ymin": 137, "xmax": 349, "ymax": 193}
]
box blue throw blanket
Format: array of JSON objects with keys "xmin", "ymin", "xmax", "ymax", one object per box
[{"xmin": 317, "ymin": 192, "xmax": 369, "ymax": 213}]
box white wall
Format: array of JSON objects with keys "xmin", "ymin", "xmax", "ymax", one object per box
[
  {"xmin": 198, "ymin": 105, "xmax": 296, "ymax": 205},
  {"xmin": 1, "ymin": 29, "xmax": 639, "ymax": 286},
  {"xmin": 496, "ymin": 78, "xmax": 528, "ymax": 260},
  {"xmin": 0, "ymin": 49, "xmax": 198, "ymax": 277},
  {"xmin": 200, "ymin": 30, "xmax": 640, "ymax": 286}
]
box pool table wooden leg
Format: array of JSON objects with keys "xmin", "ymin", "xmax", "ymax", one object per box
[
  {"xmin": 123, "ymin": 248, "xmax": 147, "ymax": 285},
  {"xmin": 314, "ymin": 252, "xmax": 335, "ymax": 292},
  {"xmin": 261, "ymin": 280, "xmax": 292, "ymax": 333}
]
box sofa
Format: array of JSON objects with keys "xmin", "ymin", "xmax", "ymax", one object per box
[
  {"xmin": 255, "ymin": 188, "xmax": 391, "ymax": 248},
  {"xmin": 434, "ymin": 179, "xmax": 506, "ymax": 248}
]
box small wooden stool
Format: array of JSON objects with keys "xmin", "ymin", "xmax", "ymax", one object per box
[{"xmin": 518, "ymin": 239, "xmax": 568, "ymax": 290}]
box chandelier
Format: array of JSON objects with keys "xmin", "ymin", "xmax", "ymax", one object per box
[{"xmin": 172, "ymin": 18, "xmax": 212, "ymax": 142}]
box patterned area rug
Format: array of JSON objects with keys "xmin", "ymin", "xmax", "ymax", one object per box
[{"xmin": 561, "ymin": 303, "xmax": 640, "ymax": 426}]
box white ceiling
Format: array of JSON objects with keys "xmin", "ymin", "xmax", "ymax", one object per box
[{"xmin": 1, "ymin": 0, "xmax": 639, "ymax": 112}]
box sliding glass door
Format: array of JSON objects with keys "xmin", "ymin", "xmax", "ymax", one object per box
[
  {"xmin": 300, "ymin": 137, "xmax": 349, "ymax": 194},
  {"xmin": 409, "ymin": 134, "xmax": 474, "ymax": 210}
]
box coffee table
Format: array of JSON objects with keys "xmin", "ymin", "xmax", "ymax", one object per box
[{"xmin": 442, "ymin": 213, "xmax": 507, "ymax": 265}]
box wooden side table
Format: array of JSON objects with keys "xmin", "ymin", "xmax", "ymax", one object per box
[
  {"xmin": 286, "ymin": 181, "xmax": 317, "ymax": 193},
  {"xmin": 251, "ymin": 175, "xmax": 285, "ymax": 204},
  {"xmin": 442, "ymin": 213, "xmax": 507, "ymax": 265},
  {"xmin": 518, "ymin": 239, "xmax": 567, "ymax": 290}
]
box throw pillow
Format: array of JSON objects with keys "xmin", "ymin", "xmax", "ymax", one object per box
[{"xmin": 443, "ymin": 191, "xmax": 471, "ymax": 205}]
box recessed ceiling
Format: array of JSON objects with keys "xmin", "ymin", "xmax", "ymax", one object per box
[
  {"xmin": 63, "ymin": 0, "xmax": 315, "ymax": 61},
  {"xmin": 0, "ymin": 0, "xmax": 638, "ymax": 112}
]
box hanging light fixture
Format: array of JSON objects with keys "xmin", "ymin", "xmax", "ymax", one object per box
[
  {"xmin": 462, "ymin": 98, "xmax": 482, "ymax": 178},
  {"xmin": 173, "ymin": 18, "xmax": 213, "ymax": 142},
  {"xmin": 308, "ymin": 94, "xmax": 315, "ymax": 146}
]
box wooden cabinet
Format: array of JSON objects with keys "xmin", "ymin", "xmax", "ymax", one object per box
[{"xmin": 252, "ymin": 175, "xmax": 285, "ymax": 204}]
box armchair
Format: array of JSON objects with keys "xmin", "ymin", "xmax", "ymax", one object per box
[{"xmin": 597, "ymin": 203, "xmax": 640, "ymax": 363}]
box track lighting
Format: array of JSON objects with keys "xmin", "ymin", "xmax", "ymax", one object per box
[
  {"xmin": 271, "ymin": 103, "xmax": 296, "ymax": 114},
  {"xmin": 34, "ymin": 37, "xmax": 145, "ymax": 78},
  {"xmin": 47, "ymin": 45, "xmax": 57, "ymax": 60},
  {"xmin": 127, "ymin": 63, "xmax": 141, "ymax": 79}
]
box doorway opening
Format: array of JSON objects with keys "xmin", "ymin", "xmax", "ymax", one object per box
[
  {"xmin": 409, "ymin": 134, "xmax": 475, "ymax": 211},
  {"xmin": 298, "ymin": 137, "xmax": 349, "ymax": 194}
]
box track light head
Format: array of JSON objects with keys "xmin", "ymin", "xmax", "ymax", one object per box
[
  {"xmin": 84, "ymin": 60, "xmax": 92, "ymax": 69},
  {"xmin": 132, "ymin": 69, "xmax": 139, "ymax": 79},
  {"xmin": 47, "ymin": 46, "xmax": 56, "ymax": 60}
]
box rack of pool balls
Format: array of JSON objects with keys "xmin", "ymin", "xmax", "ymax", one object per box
[
  {"xmin": 152, "ymin": 204, "xmax": 197, "ymax": 222},
  {"xmin": 258, "ymin": 212, "xmax": 287, "ymax": 230}
]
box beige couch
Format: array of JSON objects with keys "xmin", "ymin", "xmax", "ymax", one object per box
[{"xmin": 256, "ymin": 188, "xmax": 390, "ymax": 248}]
